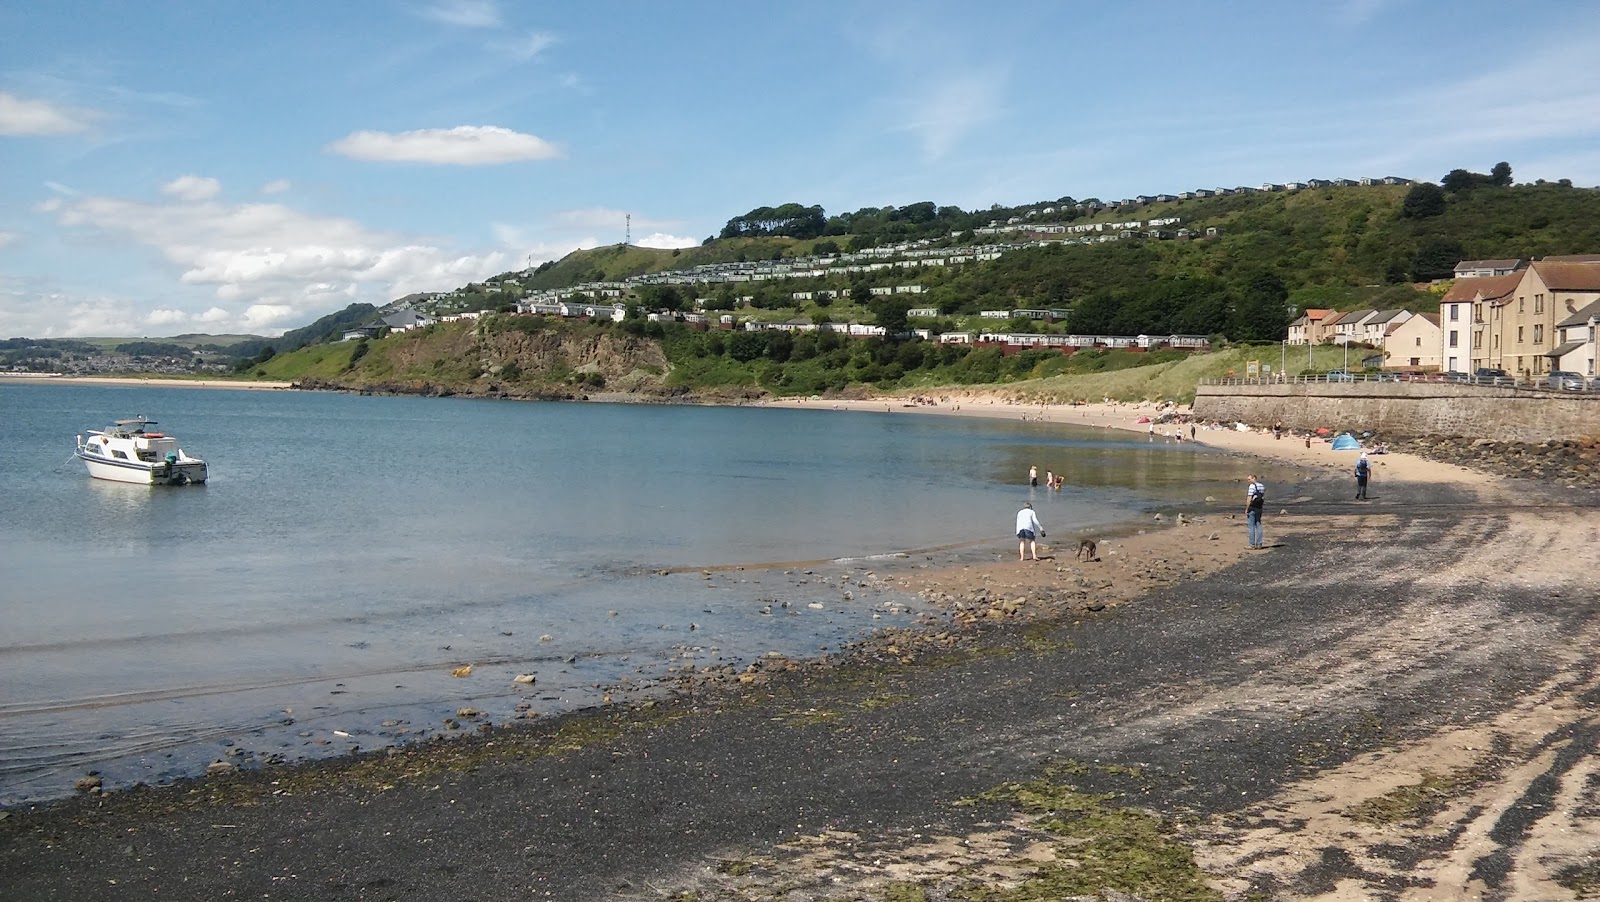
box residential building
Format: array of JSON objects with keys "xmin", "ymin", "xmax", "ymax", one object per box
[
  {"xmin": 1484, "ymin": 258, "xmax": 1600, "ymax": 380},
  {"xmin": 1359, "ymin": 309, "xmax": 1413, "ymax": 345},
  {"xmin": 1383, "ymin": 313, "xmax": 1441, "ymax": 369},
  {"xmin": 1286, "ymin": 308, "xmax": 1333, "ymax": 345},
  {"xmin": 1331, "ymin": 309, "xmax": 1378, "ymax": 343},
  {"xmin": 1453, "ymin": 259, "xmax": 1523, "ymax": 279},
  {"xmin": 1551, "ymin": 300, "xmax": 1600, "ymax": 377},
  {"xmin": 1440, "ymin": 272, "xmax": 1519, "ymax": 373}
]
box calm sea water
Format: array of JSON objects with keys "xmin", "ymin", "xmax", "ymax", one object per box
[{"xmin": 0, "ymin": 382, "xmax": 1269, "ymax": 803}]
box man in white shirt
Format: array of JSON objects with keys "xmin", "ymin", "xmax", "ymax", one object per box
[{"xmin": 1016, "ymin": 501, "xmax": 1045, "ymax": 561}]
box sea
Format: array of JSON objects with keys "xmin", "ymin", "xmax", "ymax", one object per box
[{"xmin": 0, "ymin": 382, "xmax": 1270, "ymax": 804}]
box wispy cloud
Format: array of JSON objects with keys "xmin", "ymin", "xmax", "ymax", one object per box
[
  {"xmin": 895, "ymin": 72, "xmax": 1006, "ymax": 161},
  {"xmin": 0, "ymin": 91, "xmax": 96, "ymax": 136},
  {"xmin": 160, "ymin": 175, "xmax": 221, "ymax": 203},
  {"xmin": 0, "ymin": 230, "xmax": 20, "ymax": 250},
  {"xmin": 259, "ymin": 179, "xmax": 292, "ymax": 195},
  {"xmin": 419, "ymin": 0, "xmax": 501, "ymax": 28},
  {"xmin": 494, "ymin": 30, "xmax": 558, "ymax": 61},
  {"xmin": 1333, "ymin": 0, "xmax": 1394, "ymax": 26},
  {"xmin": 326, "ymin": 125, "xmax": 560, "ymax": 165}
]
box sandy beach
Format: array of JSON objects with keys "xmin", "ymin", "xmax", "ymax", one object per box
[
  {"xmin": 0, "ymin": 374, "xmax": 294, "ymax": 390},
  {"xmin": 3, "ymin": 392, "xmax": 1596, "ymax": 900}
]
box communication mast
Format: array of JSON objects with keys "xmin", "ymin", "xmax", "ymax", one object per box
[{"xmin": 624, "ymin": 213, "xmax": 631, "ymax": 246}]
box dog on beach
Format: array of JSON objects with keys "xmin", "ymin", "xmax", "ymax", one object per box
[{"xmin": 1076, "ymin": 539, "xmax": 1098, "ymax": 562}]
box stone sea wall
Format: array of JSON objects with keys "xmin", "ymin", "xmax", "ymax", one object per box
[{"xmin": 1192, "ymin": 383, "xmax": 1600, "ymax": 443}]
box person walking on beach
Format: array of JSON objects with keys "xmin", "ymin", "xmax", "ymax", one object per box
[
  {"xmin": 1016, "ymin": 502, "xmax": 1045, "ymax": 561},
  {"xmin": 1029, "ymin": 465, "xmax": 1038, "ymax": 487},
  {"xmin": 1246, "ymin": 474, "xmax": 1266, "ymax": 549},
  {"xmin": 1354, "ymin": 451, "xmax": 1371, "ymax": 500}
]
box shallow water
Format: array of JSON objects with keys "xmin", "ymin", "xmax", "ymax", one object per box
[{"xmin": 0, "ymin": 383, "xmax": 1275, "ymax": 803}]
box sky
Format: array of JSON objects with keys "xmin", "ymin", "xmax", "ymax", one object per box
[{"xmin": 3, "ymin": 0, "xmax": 1599, "ymax": 339}]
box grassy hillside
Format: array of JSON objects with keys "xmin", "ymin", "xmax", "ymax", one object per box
[{"xmin": 524, "ymin": 183, "xmax": 1600, "ymax": 318}]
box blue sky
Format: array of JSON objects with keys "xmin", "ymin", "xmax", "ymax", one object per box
[{"xmin": 3, "ymin": 0, "xmax": 1598, "ymax": 338}]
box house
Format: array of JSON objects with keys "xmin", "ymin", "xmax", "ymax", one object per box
[
  {"xmin": 1440, "ymin": 272, "xmax": 1520, "ymax": 373},
  {"xmin": 1360, "ymin": 309, "xmax": 1413, "ymax": 345},
  {"xmin": 559, "ymin": 302, "xmax": 626, "ymax": 322},
  {"xmin": 1453, "ymin": 258, "xmax": 1523, "ymax": 279},
  {"xmin": 1383, "ymin": 312, "xmax": 1441, "ymax": 370},
  {"xmin": 380, "ymin": 310, "xmax": 434, "ymax": 332},
  {"xmin": 1550, "ymin": 299, "xmax": 1600, "ymax": 377},
  {"xmin": 1486, "ymin": 257, "xmax": 1600, "ymax": 381},
  {"xmin": 1287, "ymin": 309, "xmax": 1331, "ymax": 345},
  {"xmin": 1331, "ymin": 309, "xmax": 1377, "ymax": 342},
  {"xmin": 340, "ymin": 326, "xmax": 380, "ymax": 342},
  {"xmin": 1306, "ymin": 179, "xmax": 1333, "ymax": 189}
]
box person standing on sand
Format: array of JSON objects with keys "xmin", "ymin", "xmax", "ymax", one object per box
[
  {"xmin": 1029, "ymin": 465, "xmax": 1038, "ymax": 487},
  {"xmin": 1246, "ymin": 474, "xmax": 1266, "ymax": 549},
  {"xmin": 1354, "ymin": 451, "xmax": 1371, "ymax": 500},
  {"xmin": 1016, "ymin": 502, "xmax": 1045, "ymax": 561}
]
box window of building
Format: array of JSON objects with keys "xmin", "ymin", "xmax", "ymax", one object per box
[
  {"xmin": 1533, "ymin": 324, "xmax": 1543, "ymax": 344},
  {"xmin": 1473, "ymin": 333, "xmax": 1481, "ymax": 349},
  {"xmin": 1518, "ymin": 297, "xmax": 1525, "ymax": 313},
  {"xmin": 1449, "ymin": 332, "xmax": 1458, "ymax": 348},
  {"xmin": 1450, "ymin": 306, "xmax": 1460, "ymax": 321},
  {"xmin": 1415, "ymin": 336, "xmax": 1422, "ymax": 346},
  {"xmin": 1410, "ymin": 357, "xmax": 1420, "ymax": 366},
  {"xmin": 1517, "ymin": 326, "xmax": 1524, "ymax": 343},
  {"xmin": 1534, "ymin": 293, "xmax": 1543, "ymax": 313}
]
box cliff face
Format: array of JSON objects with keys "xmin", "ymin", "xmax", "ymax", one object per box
[{"xmin": 290, "ymin": 319, "xmax": 675, "ymax": 399}]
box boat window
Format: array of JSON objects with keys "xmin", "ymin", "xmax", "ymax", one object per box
[
  {"xmin": 111, "ymin": 450, "xmax": 129, "ymax": 460},
  {"xmin": 85, "ymin": 444, "xmax": 100, "ymax": 455}
]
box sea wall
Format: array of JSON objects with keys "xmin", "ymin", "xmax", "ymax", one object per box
[{"xmin": 1192, "ymin": 383, "xmax": 1600, "ymax": 441}]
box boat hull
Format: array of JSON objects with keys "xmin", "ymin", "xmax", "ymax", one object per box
[{"xmin": 78, "ymin": 453, "xmax": 208, "ymax": 485}]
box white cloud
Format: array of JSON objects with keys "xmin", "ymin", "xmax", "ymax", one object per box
[
  {"xmin": 0, "ymin": 91, "xmax": 94, "ymax": 136},
  {"xmin": 326, "ymin": 125, "xmax": 560, "ymax": 165},
  {"xmin": 44, "ymin": 180, "xmax": 79, "ymax": 197},
  {"xmin": 0, "ymin": 230, "xmax": 19, "ymax": 250},
  {"xmin": 259, "ymin": 179, "xmax": 292, "ymax": 195},
  {"xmin": 495, "ymin": 30, "xmax": 557, "ymax": 61},
  {"xmin": 160, "ymin": 175, "xmax": 222, "ymax": 203},
  {"xmin": 635, "ymin": 232, "xmax": 700, "ymax": 250},
  {"xmin": 144, "ymin": 308, "xmax": 189, "ymax": 326},
  {"xmin": 37, "ymin": 185, "xmax": 509, "ymax": 335},
  {"xmin": 420, "ymin": 0, "xmax": 501, "ymax": 28},
  {"xmin": 898, "ymin": 72, "xmax": 1006, "ymax": 161}
]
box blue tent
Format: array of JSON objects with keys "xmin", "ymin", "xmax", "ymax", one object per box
[{"xmin": 1331, "ymin": 433, "xmax": 1362, "ymax": 451}]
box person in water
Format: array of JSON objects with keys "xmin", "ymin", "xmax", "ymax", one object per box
[{"xmin": 1016, "ymin": 501, "xmax": 1045, "ymax": 561}]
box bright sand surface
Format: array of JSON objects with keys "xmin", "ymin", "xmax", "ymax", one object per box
[
  {"xmin": 760, "ymin": 394, "xmax": 1497, "ymax": 491},
  {"xmin": 0, "ymin": 374, "xmax": 294, "ymax": 391}
]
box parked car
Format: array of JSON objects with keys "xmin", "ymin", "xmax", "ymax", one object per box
[
  {"xmin": 1371, "ymin": 372, "xmax": 1403, "ymax": 382},
  {"xmin": 1326, "ymin": 369, "xmax": 1356, "ymax": 383},
  {"xmin": 1547, "ymin": 370, "xmax": 1587, "ymax": 391},
  {"xmin": 1474, "ymin": 367, "xmax": 1514, "ymax": 386},
  {"xmin": 1444, "ymin": 371, "xmax": 1472, "ymax": 382}
]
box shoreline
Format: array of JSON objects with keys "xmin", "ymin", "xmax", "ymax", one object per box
[{"xmin": 0, "ymin": 373, "xmax": 295, "ymax": 390}]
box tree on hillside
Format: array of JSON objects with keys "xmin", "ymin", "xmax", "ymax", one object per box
[
  {"xmin": 1402, "ymin": 183, "xmax": 1447, "ymax": 218},
  {"xmin": 1411, "ymin": 236, "xmax": 1464, "ymax": 281},
  {"xmin": 1491, "ymin": 161, "xmax": 1513, "ymax": 187},
  {"xmin": 1230, "ymin": 273, "xmax": 1290, "ymax": 342},
  {"xmin": 870, "ymin": 297, "xmax": 913, "ymax": 339}
]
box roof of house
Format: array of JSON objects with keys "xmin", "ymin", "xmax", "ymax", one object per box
[
  {"xmin": 1339, "ymin": 309, "xmax": 1379, "ymax": 326},
  {"xmin": 1543, "ymin": 340, "xmax": 1585, "ymax": 358},
  {"xmin": 1440, "ymin": 272, "xmax": 1521, "ymax": 303},
  {"xmin": 1364, "ymin": 309, "xmax": 1410, "ymax": 326},
  {"xmin": 1531, "ymin": 261, "xmax": 1600, "ymax": 292},
  {"xmin": 1320, "ymin": 311, "xmax": 1345, "ymax": 327},
  {"xmin": 1540, "ymin": 254, "xmax": 1600, "ymax": 264},
  {"xmin": 1303, "ymin": 308, "xmax": 1332, "ymax": 321},
  {"xmin": 1419, "ymin": 312, "xmax": 1441, "ymax": 326},
  {"xmin": 1555, "ymin": 298, "xmax": 1600, "ymax": 329},
  {"xmin": 1453, "ymin": 258, "xmax": 1522, "ymax": 271}
]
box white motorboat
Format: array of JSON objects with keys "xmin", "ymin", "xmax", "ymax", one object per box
[{"xmin": 76, "ymin": 417, "xmax": 209, "ymax": 485}]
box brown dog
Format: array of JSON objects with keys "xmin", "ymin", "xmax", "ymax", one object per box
[{"xmin": 1076, "ymin": 539, "xmax": 1098, "ymax": 562}]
